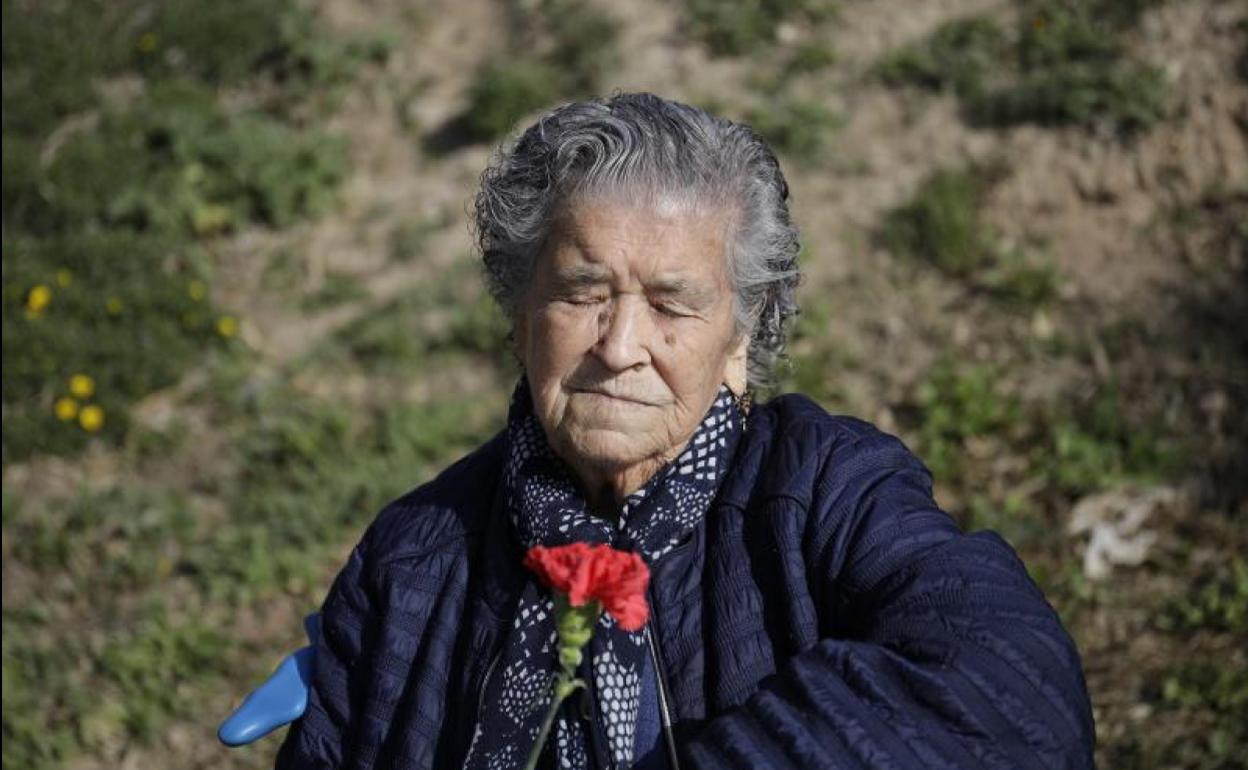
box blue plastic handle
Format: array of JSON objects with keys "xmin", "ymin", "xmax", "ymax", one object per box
[{"xmin": 218, "ymin": 613, "xmax": 320, "ymax": 747}]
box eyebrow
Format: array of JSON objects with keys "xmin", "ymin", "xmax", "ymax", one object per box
[{"xmin": 551, "ymin": 264, "xmax": 613, "ymax": 288}]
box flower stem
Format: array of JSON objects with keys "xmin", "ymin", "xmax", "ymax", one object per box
[{"xmin": 523, "ymin": 670, "xmax": 584, "ymax": 770}]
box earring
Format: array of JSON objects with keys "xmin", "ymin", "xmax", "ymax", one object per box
[{"xmin": 732, "ymin": 388, "xmax": 753, "ymax": 430}]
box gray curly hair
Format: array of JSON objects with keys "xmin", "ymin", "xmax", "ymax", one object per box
[{"xmin": 472, "ymin": 92, "xmax": 801, "ymax": 389}]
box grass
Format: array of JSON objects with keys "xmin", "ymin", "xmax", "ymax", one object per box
[
  {"xmin": 1035, "ymin": 378, "xmax": 1183, "ymax": 497},
  {"xmin": 873, "ymin": 0, "xmax": 1170, "ymax": 134},
  {"xmin": 299, "ymin": 261, "xmax": 513, "ymax": 376},
  {"xmin": 881, "ymin": 167, "xmax": 997, "ymax": 277},
  {"xmin": 910, "ymin": 358, "xmax": 1024, "ymax": 483},
  {"xmin": 1, "ymin": 232, "xmax": 230, "ymax": 461},
  {"xmin": 2, "ymin": 360, "xmax": 506, "ymax": 768},
  {"xmin": 300, "ymin": 270, "xmax": 371, "ymax": 311},
  {"xmin": 880, "ymin": 164, "xmax": 1062, "ymax": 308},
  {"xmin": 36, "ymin": 81, "xmax": 348, "ymax": 236},
  {"xmin": 684, "ymin": 0, "xmax": 836, "ymax": 56},
  {"xmin": 1, "ymin": 0, "xmax": 361, "ymax": 462}
]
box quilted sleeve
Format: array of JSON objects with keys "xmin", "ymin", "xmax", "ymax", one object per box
[
  {"xmin": 681, "ymin": 429, "xmax": 1096, "ymax": 769},
  {"xmin": 273, "ymin": 534, "xmax": 375, "ymax": 769}
]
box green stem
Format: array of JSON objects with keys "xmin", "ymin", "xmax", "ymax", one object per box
[{"xmin": 523, "ymin": 670, "xmax": 584, "ymax": 770}]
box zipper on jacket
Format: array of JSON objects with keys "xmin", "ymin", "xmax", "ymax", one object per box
[
  {"xmin": 476, "ymin": 648, "xmax": 503, "ymax": 722},
  {"xmin": 646, "ymin": 587, "xmax": 682, "ymax": 770}
]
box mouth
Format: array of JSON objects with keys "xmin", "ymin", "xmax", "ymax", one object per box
[{"xmin": 572, "ymin": 387, "xmax": 653, "ymax": 406}]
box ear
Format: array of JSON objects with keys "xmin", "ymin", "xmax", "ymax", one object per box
[{"xmin": 723, "ymin": 332, "xmax": 748, "ymax": 396}]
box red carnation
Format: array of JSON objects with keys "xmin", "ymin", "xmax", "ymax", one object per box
[{"xmin": 524, "ymin": 543, "xmax": 650, "ymax": 631}]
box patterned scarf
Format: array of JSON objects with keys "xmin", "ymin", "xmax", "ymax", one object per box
[{"xmin": 463, "ymin": 375, "xmax": 744, "ymax": 770}]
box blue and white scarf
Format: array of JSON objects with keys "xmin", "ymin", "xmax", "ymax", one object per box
[{"xmin": 463, "ymin": 375, "xmax": 744, "ymax": 769}]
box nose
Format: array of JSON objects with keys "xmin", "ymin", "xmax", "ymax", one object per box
[{"xmin": 592, "ymin": 295, "xmax": 650, "ymax": 373}]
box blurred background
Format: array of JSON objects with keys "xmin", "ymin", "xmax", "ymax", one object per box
[{"xmin": 2, "ymin": 0, "xmax": 1245, "ymax": 767}]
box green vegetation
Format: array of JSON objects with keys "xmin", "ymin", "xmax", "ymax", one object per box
[
  {"xmin": 1035, "ymin": 379, "xmax": 1182, "ymax": 497},
  {"xmin": 911, "ymin": 358, "xmax": 1024, "ymax": 482},
  {"xmin": 881, "ymin": 164, "xmax": 1061, "ymax": 307},
  {"xmin": 2, "ymin": 233, "xmax": 228, "ymax": 460},
  {"xmin": 874, "ymin": 0, "xmax": 1169, "ymax": 133},
  {"xmin": 746, "ymin": 98, "xmax": 843, "ymax": 162},
  {"xmin": 390, "ymin": 210, "xmax": 454, "ymax": 265},
  {"xmin": 782, "ymin": 42, "xmax": 838, "ymax": 76},
  {"xmin": 300, "ymin": 261, "xmax": 512, "ymax": 376},
  {"xmin": 2, "ymin": 361, "xmax": 505, "ymax": 768},
  {"xmin": 1157, "ymin": 663, "xmax": 1248, "ymax": 766},
  {"xmin": 457, "ymin": 0, "xmax": 621, "ymax": 142},
  {"xmin": 876, "ymin": 17, "xmax": 1009, "ymax": 95},
  {"xmin": 1, "ymin": 0, "xmax": 374, "ymax": 462},
  {"xmin": 29, "ymin": 82, "xmax": 347, "ymax": 237},
  {"xmin": 1157, "ymin": 559, "xmax": 1248, "ymax": 636},
  {"xmin": 685, "ymin": 0, "xmax": 836, "ymax": 56},
  {"xmin": 462, "ymin": 60, "xmax": 564, "ymax": 143},
  {"xmin": 882, "ymin": 167, "xmax": 996, "ymax": 277},
  {"xmin": 300, "ymin": 270, "xmax": 371, "ymax": 311},
  {"xmin": 902, "ymin": 353, "xmax": 1180, "ymax": 503}
]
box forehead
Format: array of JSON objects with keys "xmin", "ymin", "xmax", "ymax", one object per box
[{"xmin": 544, "ymin": 195, "xmax": 733, "ymax": 286}]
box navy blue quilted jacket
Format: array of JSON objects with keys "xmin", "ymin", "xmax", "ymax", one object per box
[{"xmin": 274, "ymin": 394, "xmax": 1095, "ymax": 769}]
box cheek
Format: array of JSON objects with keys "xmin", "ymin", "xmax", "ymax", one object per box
[
  {"xmin": 529, "ymin": 307, "xmax": 597, "ymax": 369},
  {"xmin": 655, "ymin": 322, "xmax": 732, "ymax": 391}
]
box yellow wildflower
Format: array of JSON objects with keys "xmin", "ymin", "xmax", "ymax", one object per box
[
  {"xmin": 69, "ymin": 373, "xmax": 95, "ymax": 399},
  {"xmin": 138, "ymin": 33, "xmax": 157, "ymax": 53},
  {"xmin": 188, "ymin": 280, "xmax": 207, "ymax": 302},
  {"xmin": 106, "ymin": 297, "xmax": 124, "ymax": 315},
  {"xmin": 27, "ymin": 284, "xmax": 52, "ymax": 313},
  {"xmin": 56, "ymin": 269, "xmax": 73, "ymax": 288},
  {"xmin": 216, "ymin": 315, "xmax": 239, "ymax": 339},
  {"xmin": 79, "ymin": 405, "xmax": 105, "ymax": 433},
  {"xmin": 54, "ymin": 397, "xmax": 79, "ymax": 421}
]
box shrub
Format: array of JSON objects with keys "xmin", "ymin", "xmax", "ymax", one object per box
[
  {"xmin": 0, "ymin": 0, "xmax": 132, "ymax": 137},
  {"xmin": 38, "ymin": 82, "xmax": 347, "ymax": 237},
  {"xmin": 874, "ymin": 1, "xmax": 1170, "ymax": 134},
  {"xmin": 881, "ymin": 168, "xmax": 996, "ymax": 277},
  {"xmin": 461, "ymin": 59, "xmax": 562, "ymax": 143},
  {"xmin": 966, "ymin": 59, "xmax": 1167, "ymax": 132},
  {"xmin": 874, "ymin": 17, "xmax": 1007, "ymax": 96},
  {"xmin": 746, "ymin": 98, "xmax": 843, "ymax": 162},
  {"xmin": 685, "ymin": 0, "xmax": 836, "ymax": 56},
  {"xmin": 134, "ymin": 0, "xmax": 393, "ymax": 111}
]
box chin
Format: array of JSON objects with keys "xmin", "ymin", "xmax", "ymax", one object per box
[{"xmin": 560, "ymin": 428, "xmax": 650, "ymax": 471}]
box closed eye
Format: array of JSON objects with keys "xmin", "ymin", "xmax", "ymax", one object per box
[{"xmin": 652, "ymin": 302, "xmax": 691, "ymax": 318}]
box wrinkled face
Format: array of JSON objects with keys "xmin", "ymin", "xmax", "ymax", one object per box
[{"xmin": 513, "ymin": 196, "xmax": 747, "ymax": 487}]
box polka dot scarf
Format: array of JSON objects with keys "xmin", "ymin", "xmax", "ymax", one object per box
[{"xmin": 462, "ymin": 375, "xmax": 745, "ymax": 770}]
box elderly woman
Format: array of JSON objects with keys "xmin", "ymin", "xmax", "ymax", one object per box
[{"xmin": 274, "ymin": 93, "xmax": 1094, "ymax": 769}]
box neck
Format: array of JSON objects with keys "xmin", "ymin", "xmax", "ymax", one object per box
[{"xmin": 573, "ymin": 454, "xmax": 670, "ymax": 522}]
